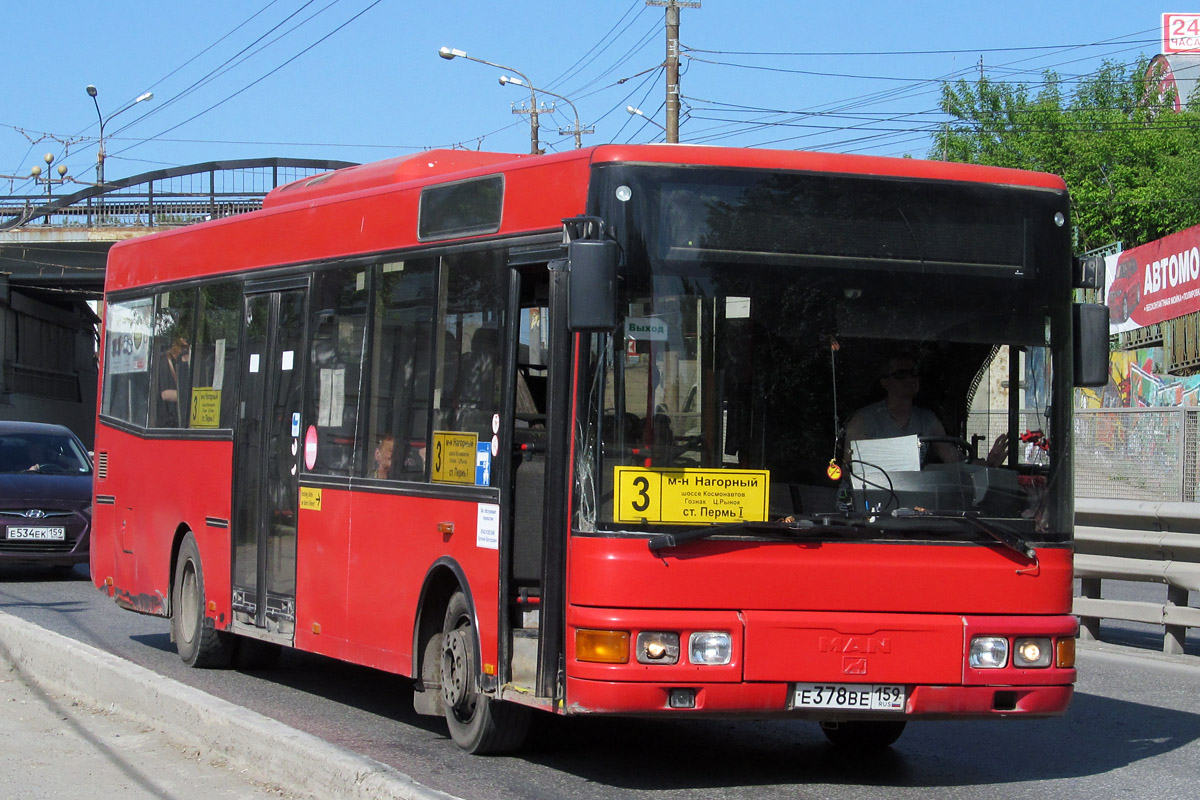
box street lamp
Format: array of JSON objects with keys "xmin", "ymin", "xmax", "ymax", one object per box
[
  {"xmin": 626, "ymin": 105, "xmax": 667, "ymax": 134},
  {"xmin": 29, "ymin": 153, "xmax": 70, "ymax": 225},
  {"xmin": 438, "ymin": 46, "xmax": 542, "ymax": 154},
  {"xmin": 499, "ymin": 76, "xmax": 591, "ymax": 149},
  {"xmin": 86, "ymin": 85, "xmax": 153, "ymax": 186}
]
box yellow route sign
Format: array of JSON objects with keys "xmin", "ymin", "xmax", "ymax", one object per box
[
  {"xmin": 431, "ymin": 430, "xmax": 479, "ymax": 485},
  {"xmin": 189, "ymin": 388, "xmax": 221, "ymax": 429},
  {"xmin": 299, "ymin": 487, "xmax": 322, "ymax": 511},
  {"xmin": 614, "ymin": 467, "xmax": 769, "ymax": 524}
]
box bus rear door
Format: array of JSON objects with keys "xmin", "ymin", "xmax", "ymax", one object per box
[{"xmin": 231, "ymin": 283, "xmax": 307, "ymax": 642}]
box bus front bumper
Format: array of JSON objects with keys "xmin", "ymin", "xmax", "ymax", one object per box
[{"xmin": 562, "ymin": 678, "xmax": 1074, "ymax": 718}]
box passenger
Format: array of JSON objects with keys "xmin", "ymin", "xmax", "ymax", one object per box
[
  {"xmin": 374, "ymin": 435, "xmax": 394, "ymax": 479},
  {"xmin": 157, "ymin": 337, "xmax": 190, "ymax": 427}
]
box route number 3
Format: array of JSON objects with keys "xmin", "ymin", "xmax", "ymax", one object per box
[
  {"xmin": 617, "ymin": 470, "xmax": 660, "ymax": 522},
  {"xmin": 630, "ymin": 476, "xmax": 651, "ymax": 513}
]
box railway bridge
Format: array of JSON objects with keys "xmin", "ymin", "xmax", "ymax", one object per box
[{"xmin": 0, "ymin": 157, "xmax": 354, "ymax": 443}]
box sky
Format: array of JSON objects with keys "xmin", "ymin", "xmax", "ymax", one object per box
[{"xmin": 0, "ymin": 1, "xmax": 1171, "ymax": 197}]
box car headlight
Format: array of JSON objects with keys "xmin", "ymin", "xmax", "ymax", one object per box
[
  {"xmin": 1013, "ymin": 637, "xmax": 1052, "ymax": 668},
  {"xmin": 688, "ymin": 631, "xmax": 732, "ymax": 665},
  {"xmin": 969, "ymin": 636, "xmax": 1009, "ymax": 668}
]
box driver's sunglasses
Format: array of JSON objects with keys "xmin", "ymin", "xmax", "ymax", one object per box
[{"xmin": 885, "ymin": 368, "xmax": 919, "ymax": 380}]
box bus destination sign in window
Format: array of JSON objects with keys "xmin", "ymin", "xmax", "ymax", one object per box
[{"xmin": 614, "ymin": 467, "xmax": 769, "ymax": 524}]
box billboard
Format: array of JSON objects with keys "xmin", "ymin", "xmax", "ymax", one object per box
[
  {"xmin": 1105, "ymin": 223, "xmax": 1200, "ymax": 332},
  {"xmin": 1164, "ymin": 12, "xmax": 1200, "ymax": 54}
]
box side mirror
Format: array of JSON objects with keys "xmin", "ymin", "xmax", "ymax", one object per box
[
  {"xmin": 567, "ymin": 239, "xmax": 619, "ymax": 332},
  {"xmin": 1072, "ymin": 303, "xmax": 1109, "ymax": 387}
]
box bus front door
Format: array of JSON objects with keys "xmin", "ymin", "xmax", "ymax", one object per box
[
  {"xmin": 504, "ymin": 262, "xmax": 570, "ymax": 701},
  {"xmin": 231, "ymin": 286, "xmax": 306, "ymax": 641}
]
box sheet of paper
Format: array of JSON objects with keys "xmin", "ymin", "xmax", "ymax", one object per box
[
  {"xmin": 850, "ymin": 435, "xmax": 921, "ymax": 491},
  {"xmin": 318, "ymin": 368, "xmax": 333, "ymax": 427},
  {"xmin": 213, "ymin": 339, "xmax": 226, "ymax": 391}
]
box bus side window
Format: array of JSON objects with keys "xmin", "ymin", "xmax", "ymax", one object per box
[
  {"xmin": 367, "ymin": 258, "xmax": 437, "ymax": 481},
  {"xmin": 101, "ymin": 296, "xmax": 154, "ymax": 428},
  {"xmin": 150, "ymin": 288, "xmax": 196, "ymax": 429},
  {"xmin": 192, "ymin": 282, "xmax": 241, "ymax": 429},
  {"xmin": 433, "ymin": 251, "xmax": 506, "ymax": 445},
  {"xmin": 305, "ymin": 267, "xmax": 368, "ymax": 476}
]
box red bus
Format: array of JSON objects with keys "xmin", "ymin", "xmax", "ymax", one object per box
[{"xmin": 92, "ymin": 145, "xmax": 1109, "ymax": 754}]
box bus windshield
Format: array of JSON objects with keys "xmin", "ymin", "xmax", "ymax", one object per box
[{"xmin": 579, "ymin": 164, "xmax": 1073, "ymax": 544}]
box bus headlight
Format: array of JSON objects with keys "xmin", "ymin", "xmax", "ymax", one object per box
[
  {"xmin": 688, "ymin": 631, "xmax": 732, "ymax": 665},
  {"xmin": 1013, "ymin": 637, "xmax": 1052, "ymax": 668},
  {"xmin": 636, "ymin": 632, "xmax": 680, "ymax": 664},
  {"xmin": 969, "ymin": 636, "xmax": 1009, "ymax": 668}
]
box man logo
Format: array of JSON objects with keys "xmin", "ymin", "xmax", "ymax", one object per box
[
  {"xmin": 843, "ymin": 657, "xmax": 868, "ymax": 675},
  {"xmin": 818, "ymin": 636, "xmax": 891, "ymax": 654}
]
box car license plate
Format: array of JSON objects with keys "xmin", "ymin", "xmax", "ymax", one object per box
[
  {"xmin": 793, "ymin": 683, "xmax": 906, "ymax": 712},
  {"xmin": 6, "ymin": 526, "xmax": 66, "ymax": 541}
]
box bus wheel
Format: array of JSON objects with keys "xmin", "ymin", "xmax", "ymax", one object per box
[
  {"xmin": 171, "ymin": 533, "xmax": 232, "ymax": 668},
  {"xmin": 820, "ymin": 720, "xmax": 907, "ymax": 750},
  {"xmin": 440, "ymin": 590, "xmax": 530, "ymax": 754}
]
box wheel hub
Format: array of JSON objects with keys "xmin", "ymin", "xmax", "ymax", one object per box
[{"xmin": 441, "ymin": 627, "xmax": 474, "ymax": 714}]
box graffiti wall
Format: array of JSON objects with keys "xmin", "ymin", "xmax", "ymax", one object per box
[{"xmin": 1078, "ymin": 346, "xmax": 1200, "ymax": 408}]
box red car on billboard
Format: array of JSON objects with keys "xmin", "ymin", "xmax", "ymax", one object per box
[{"xmin": 1108, "ymin": 255, "xmax": 1140, "ymax": 322}]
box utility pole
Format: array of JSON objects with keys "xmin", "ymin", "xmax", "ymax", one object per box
[
  {"xmin": 647, "ymin": 0, "xmax": 700, "ymax": 143},
  {"xmin": 509, "ymin": 102, "xmax": 543, "ymax": 154}
]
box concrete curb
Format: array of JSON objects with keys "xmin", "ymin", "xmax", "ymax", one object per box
[{"xmin": 0, "ymin": 611, "xmax": 458, "ymax": 800}]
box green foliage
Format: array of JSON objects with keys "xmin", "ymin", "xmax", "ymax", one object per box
[{"xmin": 930, "ymin": 59, "xmax": 1200, "ymax": 252}]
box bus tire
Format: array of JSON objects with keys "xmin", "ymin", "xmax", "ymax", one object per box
[
  {"xmin": 440, "ymin": 590, "xmax": 530, "ymax": 754},
  {"xmin": 171, "ymin": 532, "xmax": 232, "ymax": 668},
  {"xmin": 820, "ymin": 720, "xmax": 907, "ymax": 750}
]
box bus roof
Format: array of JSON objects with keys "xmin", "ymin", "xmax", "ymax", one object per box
[
  {"xmin": 260, "ymin": 144, "xmax": 1066, "ymax": 212},
  {"xmin": 105, "ymin": 144, "xmax": 1066, "ymax": 294},
  {"xmin": 261, "ymin": 150, "xmax": 529, "ymax": 209}
]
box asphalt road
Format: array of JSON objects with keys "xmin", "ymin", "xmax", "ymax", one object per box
[{"xmin": 2, "ymin": 564, "xmax": 1198, "ymax": 800}]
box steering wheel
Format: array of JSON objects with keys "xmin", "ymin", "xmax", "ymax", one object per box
[{"xmin": 918, "ymin": 436, "xmax": 974, "ymax": 462}]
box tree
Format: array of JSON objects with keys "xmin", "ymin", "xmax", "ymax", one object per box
[{"xmin": 930, "ymin": 59, "xmax": 1200, "ymax": 252}]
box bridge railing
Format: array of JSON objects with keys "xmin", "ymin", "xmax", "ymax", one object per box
[
  {"xmin": 0, "ymin": 158, "xmax": 355, "ymax": 231},
  {"xmin": 1074, "ymin": 497, "xmax": 1200, "ymax": 655},
  {"xmin": 0, "ymin": 196, "xmax": 267, "ymax": 228}
]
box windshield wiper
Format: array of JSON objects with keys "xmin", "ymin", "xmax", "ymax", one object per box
[
  {"xmin": 890, "ymin": 507, "xmax": 1037, "ymax": 563},
  {"xmin": 647, "ymin": 519, "xmax": 818, "ymax": 552},
  {"xmin": 644, "ymin": 517, "xmax": 875, "ymax": 552}
]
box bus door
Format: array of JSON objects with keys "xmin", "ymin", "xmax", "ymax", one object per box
[
  {"xmin": 231, "ymin": 283, "xmax": 307, "ymax": 641},
  {"xmin": 502, "ymin": 258, "xmax": 570, "ymax": 700}
]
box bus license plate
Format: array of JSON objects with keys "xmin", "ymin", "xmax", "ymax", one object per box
[
  {"xmin": 793, "ymin": 683, "xmax": 906, "ymax": 712},
  {"xmin": 6, "ymin": 526, "xmax": 66, "ymax": 541}
]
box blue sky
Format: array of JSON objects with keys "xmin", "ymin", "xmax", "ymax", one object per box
[{"xmin": 0, "ymin": 1, "xmax": 1167, "ymax": 195}]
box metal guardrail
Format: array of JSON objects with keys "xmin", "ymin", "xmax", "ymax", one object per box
[{"xmin": 1074, "ymin": 497, "xmax": 1200, "ymax": 655}]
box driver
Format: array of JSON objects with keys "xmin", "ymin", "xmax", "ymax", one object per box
[{"xmin": 845, "ymin": 353, "xmax": 1007, "ymax": 467}]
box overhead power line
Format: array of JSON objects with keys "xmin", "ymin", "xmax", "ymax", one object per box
[
  {"xmin": 683, "ymin": 33, "xmax": 1158, "ymax": 58},
  {"xmin": 109, "ymin": 0, "xmax": 383, "ymax": 161}
]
